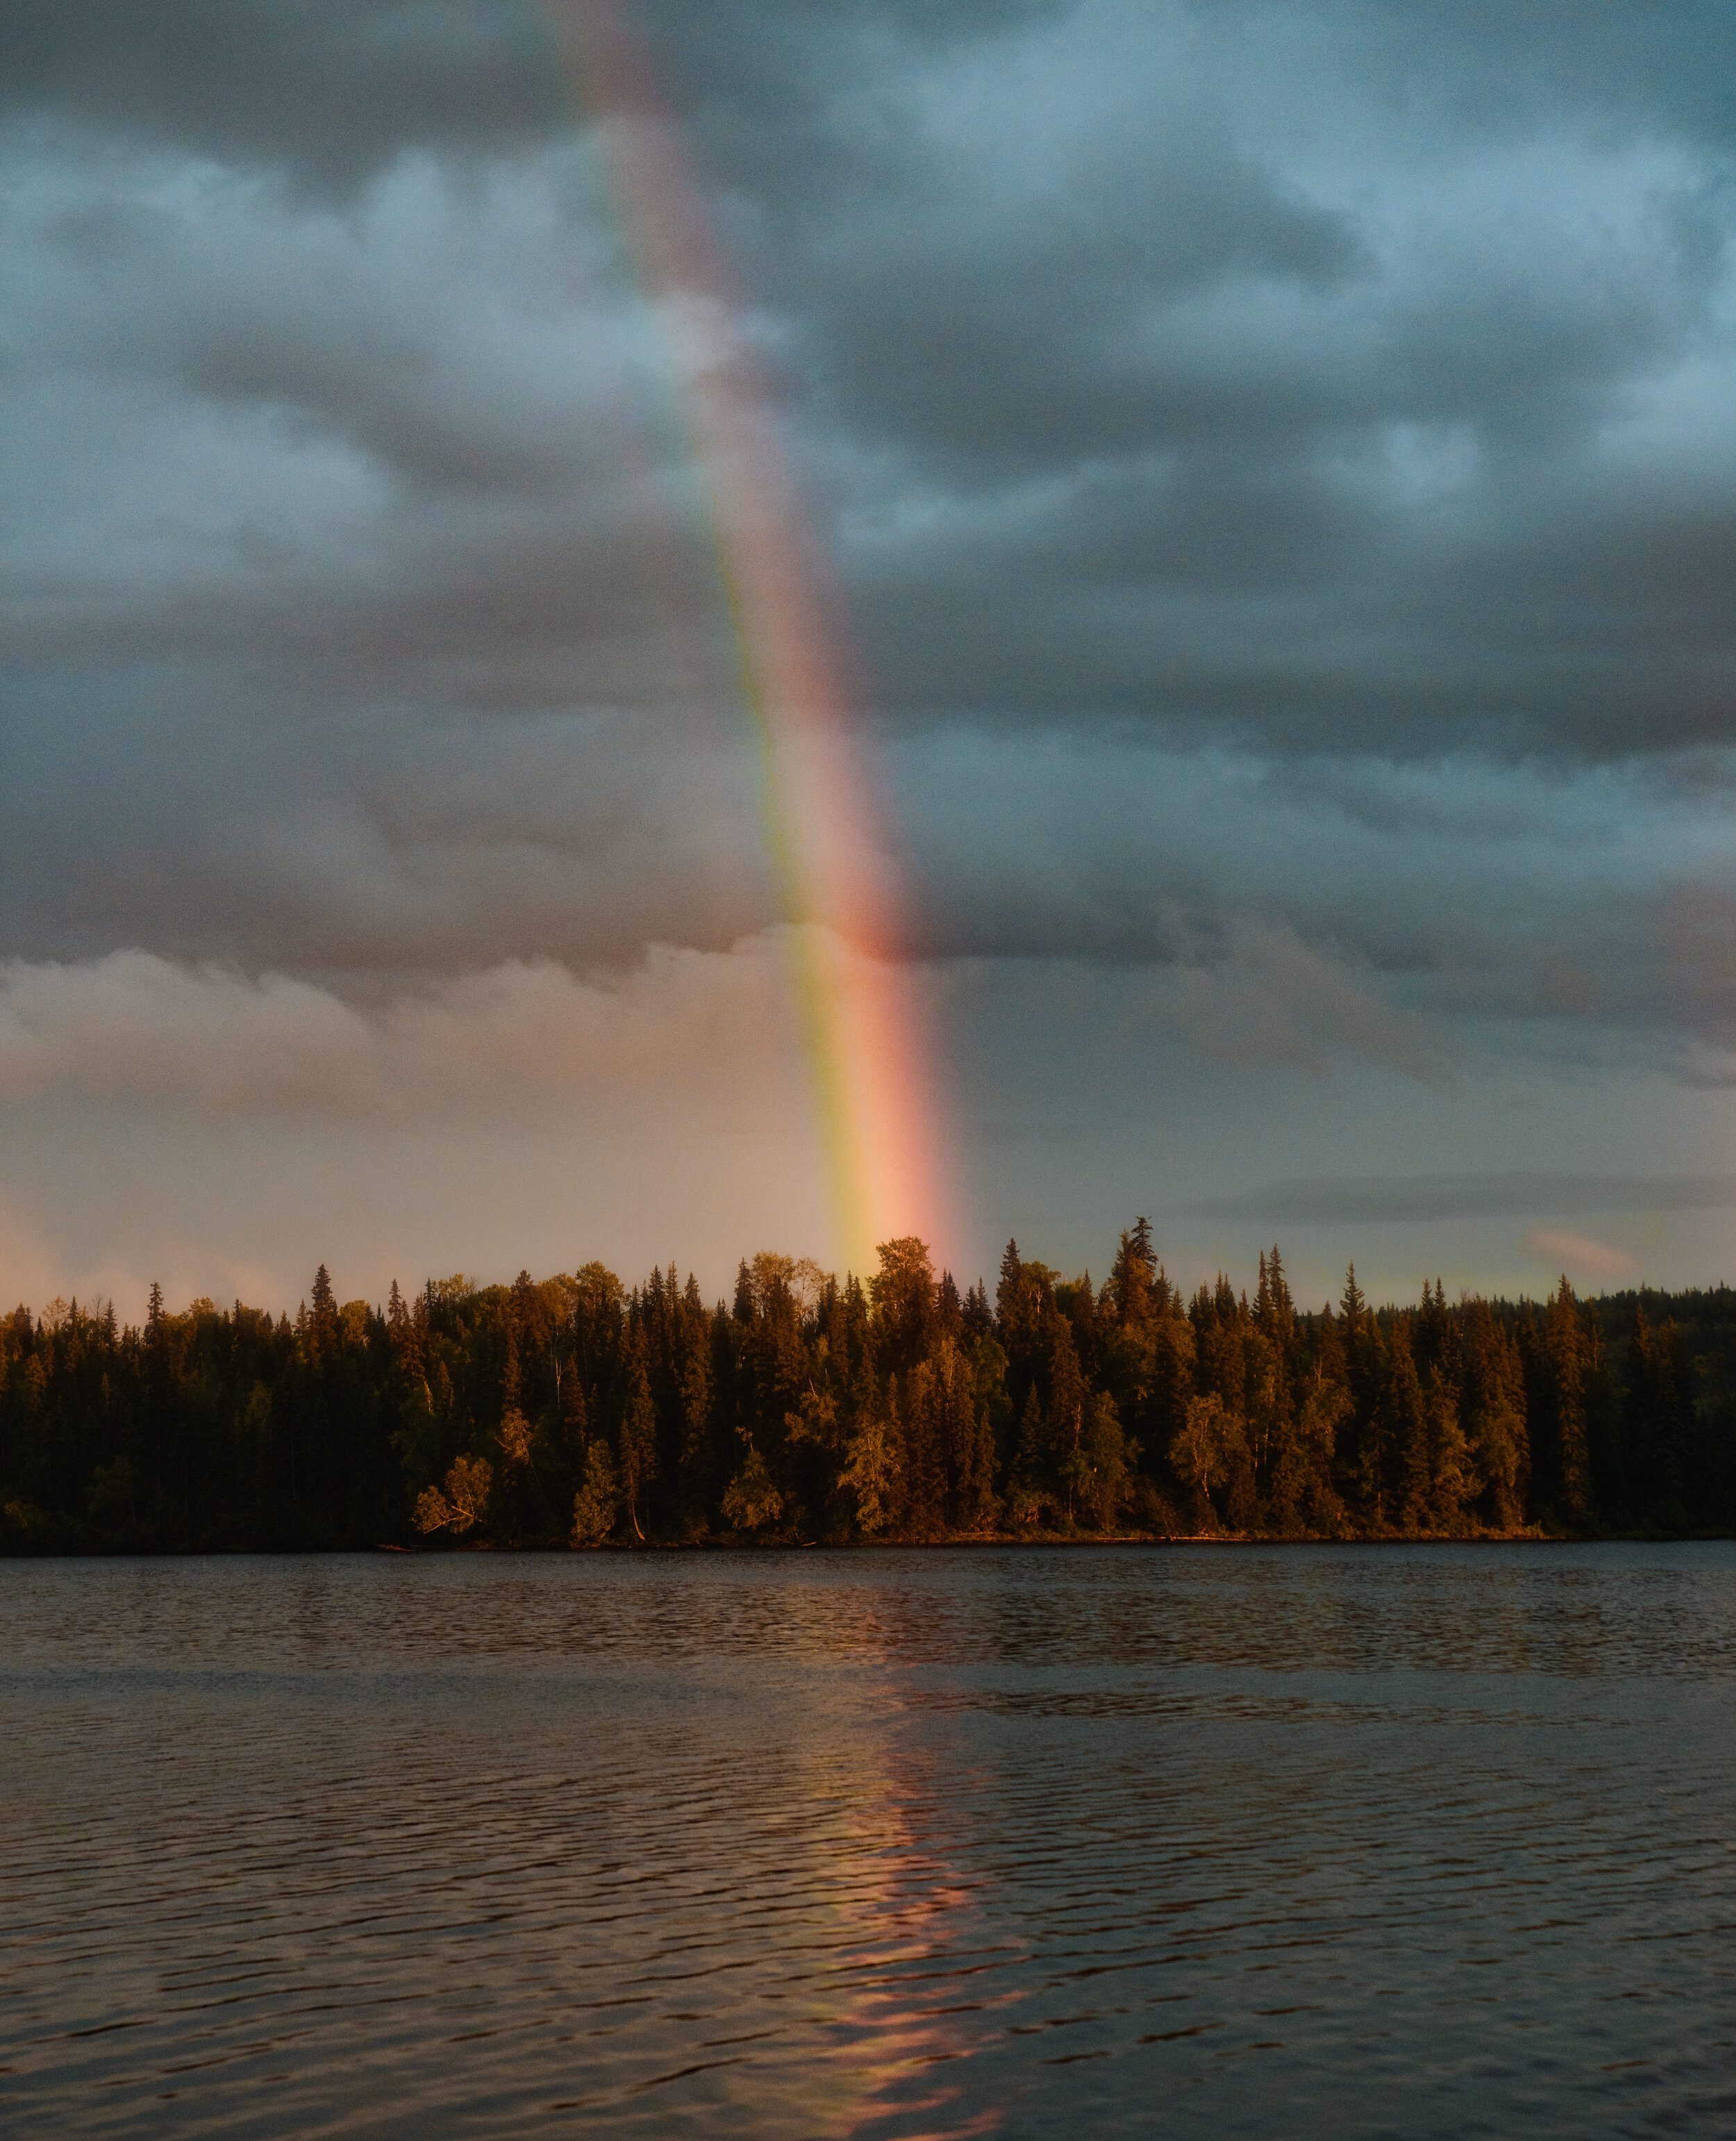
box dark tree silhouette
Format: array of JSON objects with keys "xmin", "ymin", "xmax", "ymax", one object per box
[{"xmin": 5, "ymin": 1229, "xmax": 1736, "ymax": 1551}]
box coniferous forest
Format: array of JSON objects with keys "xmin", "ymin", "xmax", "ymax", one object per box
[{"xmin": 5, "ymin": 1225, "xmax": 1736, "ymax": 1553}]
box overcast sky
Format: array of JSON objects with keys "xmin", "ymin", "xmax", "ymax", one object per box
[{"xmin": 4, "ymin": 0, "xmax": 1736, "ymax": 1317}]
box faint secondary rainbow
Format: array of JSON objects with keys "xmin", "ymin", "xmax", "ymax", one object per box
[{"xmin": 543, "ymin": 0, "xmax": 951, "ymax": 1279}]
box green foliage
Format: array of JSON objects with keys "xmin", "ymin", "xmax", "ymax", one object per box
[
  {"xmin": 721, "ymin": 1446, "xmax": 785, "ymax": 1533},
  {"xmin": 839, "ymin": 1401, "xmax": 898, "ymax": 1536},
  {"xmin": 414, "ymin": 1452, "xmax": 492, "ymax": 1537},
  {"xmin": 1071, "ymin": 1392, "xmax": 1134, "ymax": 1530},
  {"xmin": 1171, "ymin": 1393, "xmax": 1242, "ymax": 1525},
  {"xmin": 570, "ymin": 1440, "xmax": 621, "ymax": 1547}
]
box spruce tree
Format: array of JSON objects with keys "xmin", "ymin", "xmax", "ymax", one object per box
[{"xmin": 1544, "ymin": 1278, "xmax": 1592, "ymax": 1529}]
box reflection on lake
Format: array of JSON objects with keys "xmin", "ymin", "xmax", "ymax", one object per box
[{"xmin": 3, "ymin": 1544, "xmax": 1735, "ymax": 2136}]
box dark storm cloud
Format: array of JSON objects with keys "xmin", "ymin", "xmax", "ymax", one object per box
[
  {"xmin": 1190, "ymin": 0, "xmax": 1736, "ymax": 147},
  {"xmin": 3, "ymin": 0, "xmax": 1736, "ymax": 1053},
  {"xmin": 813, "ymin": 152, "xmax": 1732, "ymax": 749},
  {"xmin": 0, "ymin": 1, "xmax": 559, "ymax": 188},
  {"xmin": 9, "ymin": 0, "xmax": 1735, "ymax": 760},
  {"xmin": 0, "ymin": 0, "xmax": 1069, "ymax": 193},
  {"xmin": 635, "ymin": 0, "xmax": 1736, "ymax": 758}
]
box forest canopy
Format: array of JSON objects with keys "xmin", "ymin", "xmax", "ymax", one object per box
[{"xmin": 4, "ymin": 1226, "xmax": 1735, "ymax": 1553}]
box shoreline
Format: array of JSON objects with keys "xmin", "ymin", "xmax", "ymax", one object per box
[{"xmin": 6, "ymin": 1528, "xmax": 1732, "ymax": 1560}]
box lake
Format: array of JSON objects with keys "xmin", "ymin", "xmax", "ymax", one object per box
[{"xmin": 3, "ymin": 1544, "xmax": 1734, "ymax": 2136}]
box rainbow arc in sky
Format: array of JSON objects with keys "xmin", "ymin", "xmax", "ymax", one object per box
[{"xmin": 545, "ymin": 0, "xmax": 953, "ymax": 1281}]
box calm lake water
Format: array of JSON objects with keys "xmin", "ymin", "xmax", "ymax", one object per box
[{"xmin": 3, "ymin": 1544, "xmax": 1734, "ymax": 2137}]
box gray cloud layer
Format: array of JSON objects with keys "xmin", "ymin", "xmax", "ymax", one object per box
[
  {"xmin": 7, "ymin": 1, "xmax": 1735, "ymax": 758},
  {"xmin": 1192, "ymin": 1173, "xmax": 1736, "ymax": 1228}
]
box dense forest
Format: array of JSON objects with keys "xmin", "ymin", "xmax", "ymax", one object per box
[{"xmin": 4, "ymin": 1225, "xmax": 1736, "ymax": 1553}]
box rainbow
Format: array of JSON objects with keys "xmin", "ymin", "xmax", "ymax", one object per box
[{"xmin": 542, "ymin": 0, "xmax": 952, "ymax": 1281}]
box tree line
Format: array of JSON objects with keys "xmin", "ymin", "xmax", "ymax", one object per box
[{"xmin": 3, "ymin": 1224, "xmax": 1735, "ymax": 1553}]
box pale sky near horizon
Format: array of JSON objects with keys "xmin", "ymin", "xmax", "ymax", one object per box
[{"xmin": 5, "ymin": 1, "xmax": 1736, "ymax": 1321}]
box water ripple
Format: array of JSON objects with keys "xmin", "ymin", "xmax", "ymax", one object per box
[{"xmin": 2, "ymin": 1544, "xmax": 1735, "ymax": 2136}]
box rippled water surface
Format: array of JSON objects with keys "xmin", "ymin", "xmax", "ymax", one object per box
[{"xmin": 4, "ymin": 1544, "xmax": 1735, "ymax": 2137}]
